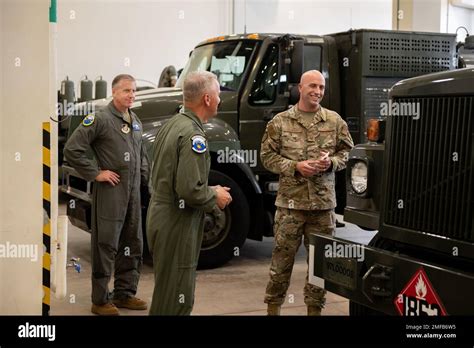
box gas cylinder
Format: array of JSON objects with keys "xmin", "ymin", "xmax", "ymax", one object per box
[
  {"xmin": 80, "ymin": 75, "xmax": 93, "ymax": 102},
  {"xmin": 60, "ymin": 76, "xmax": 74, "ymax": 104},
  {"xmin": 95, "ymin": 76, "xmax": 107, "ymax": 99}
]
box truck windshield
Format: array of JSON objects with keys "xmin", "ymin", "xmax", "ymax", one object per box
[{"xmin": 176, "ymin": 40, "xmax": 257, "ymax": 92}]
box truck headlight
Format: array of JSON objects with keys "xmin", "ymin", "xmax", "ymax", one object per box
[{"xmin": 351, "ymin": 161, "xmax": 368, "ymax": 194}]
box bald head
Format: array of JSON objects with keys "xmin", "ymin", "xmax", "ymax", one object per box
[
  {"xmin": 298, "ymin": 70, "xmax": 325, "ymax": 112},
  {"xmin": 300, "ymin": 70, "xmax": 325, "ymax": 85}
]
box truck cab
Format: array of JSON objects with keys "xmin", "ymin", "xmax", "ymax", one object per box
[{"xmin": 341, "ymin": 30, "xmax": 457, "ymax": 231}]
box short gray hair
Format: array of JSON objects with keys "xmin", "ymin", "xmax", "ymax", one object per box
[
  {"xmin": 112, "ymin": 74, "xmax": 135, "ymax": 88},
  {"xmin": 183, "ymin": 71, "xmax": 218, "ymax": 104}
]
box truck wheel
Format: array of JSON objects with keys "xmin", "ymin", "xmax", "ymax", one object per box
[
  {"xmin": 349, "ymin": 301, "xmax": 383, "ymax": 316},
  {"xmin": 198, "ymin": 170, "xmax": 249, "ymax": 269}
]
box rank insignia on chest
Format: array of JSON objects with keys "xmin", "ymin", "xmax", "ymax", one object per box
[
  {"xmin": 121, "ymin": 124, "xmax": 130, "ymax": 134},
  {"xmin": 82, "ymin": 114, "xmax": 95, "ymax": 127},
  {"xmin": 132, "ymin": 123, "xmax": 140, "ymax": 131},
  {"xmin": 191, "ymin": 135, "xmax": 207, "ymax": 153}
]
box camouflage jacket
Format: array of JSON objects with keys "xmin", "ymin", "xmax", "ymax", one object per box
[{"xmin": 260, "ymin": 105, "xmax": 354, "ymax": 210}]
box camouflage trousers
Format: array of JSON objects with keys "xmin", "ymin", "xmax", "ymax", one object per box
[{"xmin": 264, "ymin": 207, "xmax": 336, "ymax": 308}]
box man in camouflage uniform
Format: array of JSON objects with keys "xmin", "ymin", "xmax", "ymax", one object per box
[{"xmin": 260, "ymin": 70, "xmax": 354, "ymax": 315}]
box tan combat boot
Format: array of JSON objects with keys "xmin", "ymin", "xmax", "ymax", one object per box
[
  {"xmin": 267, "ymin": 304, "xmax": 281, "ymax": 316},
  {"xmin": 113, "ymin": 296, "xmax": 148, "ymax": 310},
  {"xmin": 91, "ymin": 302, "xmax": 120, "ymax": 316},
  {"xmin": 307, "ymin": 305, "xmax": 322, "ymax": 316}
]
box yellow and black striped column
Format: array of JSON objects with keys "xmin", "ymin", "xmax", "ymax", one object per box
[{"xmin": 42, "ymin": 122, "xmax": 51, "ymax": 316}]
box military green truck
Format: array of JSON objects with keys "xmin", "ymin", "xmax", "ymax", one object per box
[
  {"xmin": 60, "ymin": 29, "xmax": 457, "ymax": 268},
  {"xmin": 309, "ymin": 68, "xmax": 474, "ymax": 315},
  {"xmin": 342, "ymin": 30, "xmax": 458, "ymax": 231},
  {"xmin": 345, "ymin": 35, "xmax": 474, "ymax": 234}
]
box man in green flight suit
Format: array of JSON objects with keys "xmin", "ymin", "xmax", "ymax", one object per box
[
  {"xmin": 64, "ymin": 74, "xmax": 149, "ymax": 316},
  {"xmin": 147, "ymin": 71, "xmax": 232, "ymax": 315}
]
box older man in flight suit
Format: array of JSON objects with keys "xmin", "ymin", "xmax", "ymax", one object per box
[
  {"xmin": 147, "ymin": 71, "xmax": 232, "ymax": 315},
  {"xmin": 261, "ymin": 70, "xmax": 354, "ymax": 315},
  {"xmin": 64, "ymin": 74, "xmax": 149, "ymax": 316}
]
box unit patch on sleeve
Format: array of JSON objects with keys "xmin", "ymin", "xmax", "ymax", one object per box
[
  {"xmin": 191, "ymin": 135, "xmax": 207, "ymax": 154},
  {"xmin": 82, "ymin": 114, "xmax": 95, "ymax": 127}
]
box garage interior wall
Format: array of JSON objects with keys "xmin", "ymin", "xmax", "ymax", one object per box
[
  {"xmin": 57, "ymin": 0, "xmax": 394, "ymax": 98},
  {"xmin": 57, "ymin": 0, "xmax": 233, "ymax": 97},
  {"xmin": 1, "ymin": 0, "xmax": 52, "ymax": 314},
  {"xmin": 397, "ymin": 0, "xmax": 474, "ymax": 41},
  {"xmin": 234, "ymin": 0, "xmax": 393, "ymax": 35},
  {"xmin": 444, "ymin": 0, "xmax": 474, "ymax": 41},
  {"xmin": 57, "ymin": 0, "xmax": 474, "ymax": 99}
]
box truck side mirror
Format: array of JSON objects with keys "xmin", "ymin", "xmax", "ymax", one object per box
[{"xmin": 289, "ymin": 40, "xmax": 304, "ymax": 83}]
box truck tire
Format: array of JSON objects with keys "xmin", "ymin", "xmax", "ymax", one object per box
[{"xmin": 198, "ymin": 170, "xmax": 249, "ymax": 269}]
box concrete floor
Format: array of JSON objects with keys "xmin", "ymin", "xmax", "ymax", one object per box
[{"xmin": 52, "ymin": 201, "xmax": 376, "ymax": 316}]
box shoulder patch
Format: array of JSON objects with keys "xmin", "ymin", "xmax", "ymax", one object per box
[
  {"xmin": 191, "ymin": 135, "xmax": 207, "ymax": 154},
  {"xmin": 82, "ymin": 114, "xmax": 95, "ymax": 127}
]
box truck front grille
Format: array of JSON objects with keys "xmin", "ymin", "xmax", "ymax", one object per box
[{"xmin": 384, "ymin": 96, "xmax": 474, "ymax": 242}]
